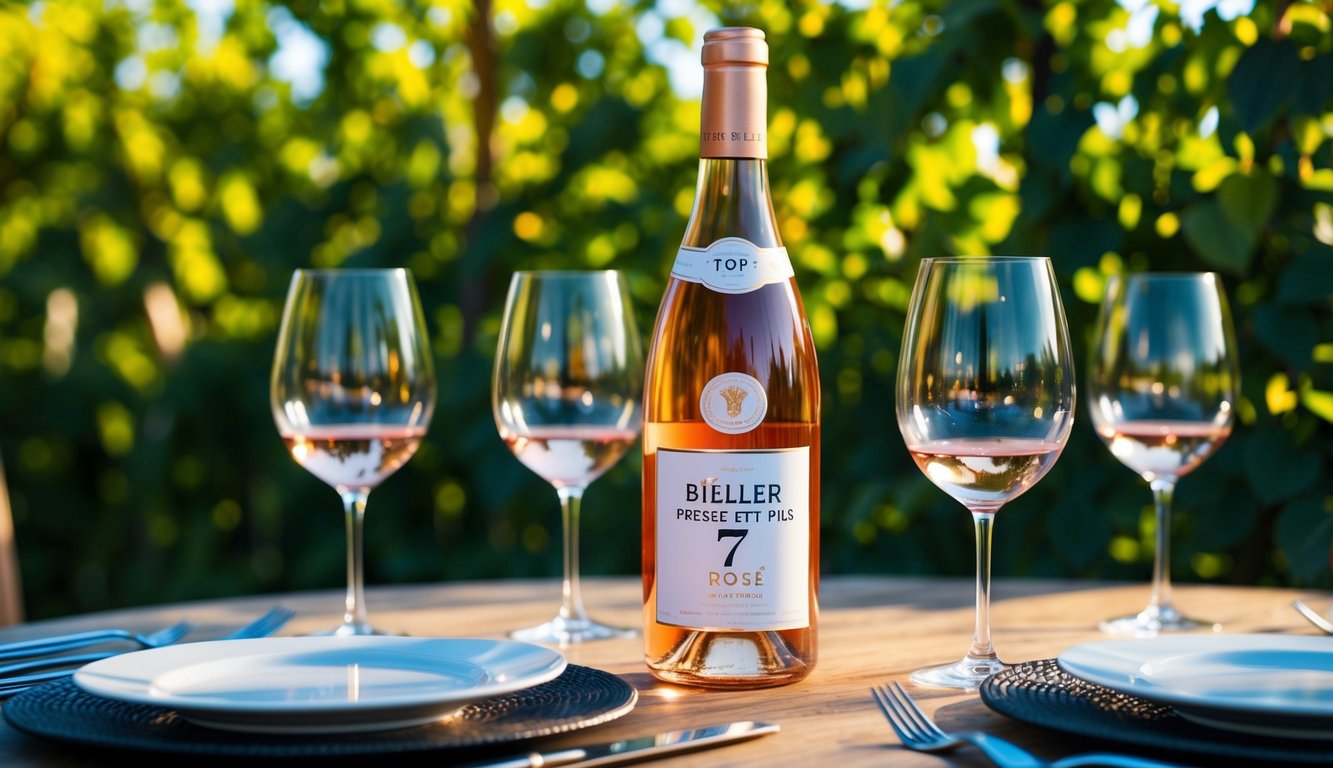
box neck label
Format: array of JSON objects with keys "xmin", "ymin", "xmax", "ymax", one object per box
[{"xmin": 671, "ymin": 237, "xmax": 793, "ymax": 294}]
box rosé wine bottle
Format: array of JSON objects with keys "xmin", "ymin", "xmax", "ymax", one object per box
[{"xmin": 642, "ymin": 27, "xmax": 820, "ymax": 689}]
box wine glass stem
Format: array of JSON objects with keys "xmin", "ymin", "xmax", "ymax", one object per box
[
  {"xmin": 1148, "ymin": 477, "xmax": 1176, "ymax": 613},
  {"xmin": 340, "ymin": 488, "xmax": 371, "ymax": 633},
  {"xmin": 969, "ymin": 510, "xmax": 997, "ymax": 663},
  {"xmin": 557, "ymin": 486, "xmax": 590, "ymax": 623}
]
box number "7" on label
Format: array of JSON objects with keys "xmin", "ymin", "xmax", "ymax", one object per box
[{"xmin": 717, "ymin": 528, "xmax": 749, "ymax": 567}]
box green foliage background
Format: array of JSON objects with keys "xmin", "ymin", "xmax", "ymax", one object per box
[{"xmin": 1, "ymin": 0, "xmax": 1330, "ymax": 620}]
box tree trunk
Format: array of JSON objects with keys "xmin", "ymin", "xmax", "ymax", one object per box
[{"xmin": 462, "ymin": 0, "xmax": 498, "ymax": 347}]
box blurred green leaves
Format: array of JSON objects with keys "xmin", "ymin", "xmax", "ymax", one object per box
[
  {"xmin": 0, "ymin": 0, "xmax": 1329, "ymax": 619},
  {"xmin": 1181, "ymin": 170, "xmax": 1277, "ymax": 274}
]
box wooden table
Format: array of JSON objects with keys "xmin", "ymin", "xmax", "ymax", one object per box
[{"xmin": 0, "ymin": 576, "xmax": 1324, "ymax": 766}]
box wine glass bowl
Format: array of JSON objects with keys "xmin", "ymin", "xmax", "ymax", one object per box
[
  {"xmin": 270, "ymin": 268, "xmax": 436, "ymax": 636},
  {"xmin": 896, "ymin": 256, "xmax": 1075, "ymax": 690},
  {"xmin": 1088, "ymin": 272, "xmax": 1239, "ymax": 636},
  {"xmin": 492, "ymin": 270, "xmax": 643, "ymax": 646}
]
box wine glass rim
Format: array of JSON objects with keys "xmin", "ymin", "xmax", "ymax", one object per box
[
  {"xmin": 512, "ymin": 269, "xmax": 627, "ymax": 276},
  {"xmin": 920, "ymin": 255, "xmax": 1049, "ymax": 262},
  {"xmin": 292, "ymin": 268, "xmax": 410, "ymax": 276},
  {"xmin": 1109, "ymin": 271, "xmax": 1221, "ymax": 280}
]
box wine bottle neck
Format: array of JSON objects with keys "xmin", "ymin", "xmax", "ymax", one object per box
[
  {"xmin": 681, "ymin": 158, "xmax": 782, "ymax": 249},
  {"xmin": 700, "ymin": 30, "xmax": 767, "ymax": 160},
  {"xmin": 679, "ymin": 28, "xmax": 783, "ymax": 262}
]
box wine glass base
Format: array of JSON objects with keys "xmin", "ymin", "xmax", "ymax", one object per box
[
  {"xmin": 908, "ymin": 655, "xmax": 1006, "ymax": 691},
  {"xmin": 1100, "ymin": 606, "xmax": 1221, "ymax": 637},
  {"xmin": 508, "ymin": 615, "xmax": 638, "ymax": 647},
  {"xmin": 310, "ymin": 622, "xmax": 403, "ymax": 637}
]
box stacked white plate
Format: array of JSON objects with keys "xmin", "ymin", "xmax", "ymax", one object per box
[
  {"xmin": 1057, "ymin": 634, "xmax": 1333, "ymax": 739},
  {"xmin": 72, "ymin": 636, "xmax": 567, "ymax": 734}
]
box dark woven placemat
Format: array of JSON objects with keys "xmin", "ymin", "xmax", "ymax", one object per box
[
  {"xmin": 3, "ymin": 663, "xmax": 636, "ymax": 760},
  {"xmin": 980, "ymin": 659, "xmax": 1333, "ymax": 765}
]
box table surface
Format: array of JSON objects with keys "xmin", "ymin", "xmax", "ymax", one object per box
[{"xmin": 0, "ymin": 575, "xmax": 1326, "ymax": 766}]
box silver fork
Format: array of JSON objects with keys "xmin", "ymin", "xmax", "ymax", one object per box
[
  {"xmin": 0, "ymin": 619, "xmax": 194, "ymax": 661},
  {"xmin": 0, "ymin": 605, "xmax": 295, "ymax": 697},
  {"xmin": 870, "ymin": 681, "xmax": 1186, "ymax": 768}
]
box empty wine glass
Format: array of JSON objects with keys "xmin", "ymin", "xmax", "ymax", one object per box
[
  {"xmin": 492, "ymin": 270, "xmax": 643, "ymax": 646},
  {"xmin": 896, "ymin": 256, "xmax": 1076, "ymax": 690},
  {"xmin": 270, "ymin": 268, "xmax": 436, "ymax": 636},
  {"xmin": 1088, "ymin": 272, "xmax": 1239, "ymax": 636}
]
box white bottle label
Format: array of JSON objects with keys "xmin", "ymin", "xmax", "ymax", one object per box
[
  {"xmin": 671, "ymin": 237, "xmax": 794, "ymax": 294},
  {"xmin": 655, "ymin": 447, "xmax": 811, "ymax": 631}
]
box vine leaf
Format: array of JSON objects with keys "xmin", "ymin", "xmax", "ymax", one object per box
[{"xmin": 1227, "ymin": 38, "xmax": 1300, "ymax": 133}]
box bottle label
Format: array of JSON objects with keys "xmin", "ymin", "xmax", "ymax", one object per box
[
  {"xmin": 655, "ymin": 447, "xmax": 811, "ymax": 632},
  {"xmin": 671, "ymin": 237, "xmax": 794, "ymax": 294}
]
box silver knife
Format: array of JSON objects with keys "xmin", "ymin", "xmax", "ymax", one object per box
[{"xmin": 461, "ymin": 720, "xmax": 780, "ymax": 768}]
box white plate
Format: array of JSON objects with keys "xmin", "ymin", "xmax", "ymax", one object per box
[
  {"xmin": 1058, "ymin": 634, "xmax": 1333, "ymax": 739},
  {"xmin": 73, "ymin": 636, "xmax": 566, "ymax": 734}
]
